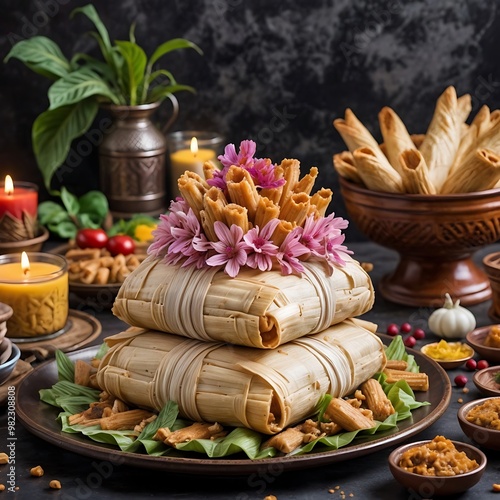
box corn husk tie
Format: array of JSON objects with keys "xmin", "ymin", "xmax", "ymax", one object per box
[{"xmin": 96, "ymin": 320, "xmax": 386, "ymax": 434}]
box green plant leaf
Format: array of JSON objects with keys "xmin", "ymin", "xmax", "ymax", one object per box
[
  {"xmin": 71, "ymin": 4, "xmax": 116, "ymax": 70},
  {"xmin": 76, "ymin": 213, "xmax": 101, "ymax": 229},
  {"xmin": 60, "ymin": 186, "xmax": 79, "ymax": 215},
  {"xmin": 115, "ymin": 41, "xmax": 147, "ymax": 105},
  {"xmin": 129, "ymin": 22, "xmax": 137, "ymax": 44},
  {"xmin": 48, "ymin": 67, "xmax": 120, "ymax": 110},
  {"xmin": 78, "ymin": 190, "xmax": 109, "ymax": 219},
  {"xmin": 32, "ymin": 99, "xmax": 99, "ymax": 190},
  {"xmin": 37, "ymin": 201, "xmax": 67, "ymax": 225},
  {"xmin": 147, "ymin": 69, "xmax": 176, "ymax": 85},
  {"xmin": 4, "ymin": 36, "xmax": 70, "ymax": 79},
  {"xmin": 147, "ymin": 83, "xmax": 195, "ymax": 103},
  {"xmin": 48, "ymin": 221, "xmax": 77, "ymax": 238},
  {"xmin": 147, "ymin": 38, "xmax": 202, "ymax": 68},
  {"xmin": 69, "ymin": 53, "xmax": 116, "ymax": 83},
  {"xmin": 55, "ymin": 350, "xmax": 75, "ymax": 382}
]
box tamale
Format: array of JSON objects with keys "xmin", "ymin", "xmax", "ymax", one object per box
[
  {"xmin": 112, "ymin": 255, "xmax": 374, "ymax": 348},
  {"xmin": 96, "ymin": 319, "xmax": 386, "ymax": 435}
]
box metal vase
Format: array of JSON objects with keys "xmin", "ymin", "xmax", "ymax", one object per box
[{"xmin": 99, "ymin": 101, "xmax": 171, "ymax": 218}]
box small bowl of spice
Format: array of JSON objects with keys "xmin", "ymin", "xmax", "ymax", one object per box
[
  {"xmin": 466, "ymin": 325, "xmax": 500, "ymax": 363},
  {"xmin": 420, "ymin": 339, "xmax": 474, "ymax": 370},
  {"xmin": 388, "ymin": 435, "xmax": 487, "ymax": 496},
  {"xmin": 458, "ymin": 397, "xmax": 500, "ymax": 450}
]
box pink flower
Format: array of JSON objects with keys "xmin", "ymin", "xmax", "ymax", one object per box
[
  {"xmin": 247, "ymin": 158, "xmax": 286, "ymax": 190},
  {"xmin": 206, "ymin": 222, "xmax": 248, "ymax": 277},
  {"xmin": 323, "ymin": 232, "xmax": 353, "ymax": 268},
  {"xmin": 243, "ymin": 219, "xmax": 280, "ymax": 271},
  {"xmin": 276, "ymin": 228, "xmax": 310, "ymax": 275},
  {"xmin": 183, "ymin": 233, "xmax": 213, "ymax": 269},
  {"xmin": 218, "ymin": 140, "xmax": 256, "ymax": 169}
]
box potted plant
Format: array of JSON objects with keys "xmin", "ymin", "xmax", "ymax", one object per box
[{"xmin": 5, "ymin": 3, "xmax": 202, "ymax": 217}]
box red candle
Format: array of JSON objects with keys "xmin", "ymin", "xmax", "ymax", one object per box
[{"xmin": 0, "ymin": 176, "xmax": 38, "ymax": 220}]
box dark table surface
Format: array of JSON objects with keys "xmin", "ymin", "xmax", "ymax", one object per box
[{"xmin": 3, "ymin": 241, "xmax": 500, "ymax": 500}]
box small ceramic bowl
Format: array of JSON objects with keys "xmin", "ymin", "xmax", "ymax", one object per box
[
  {"xmin": 0, "ymin": 339, "xmax": 21, "ymax": 385},
  {"xmin": 388, "ymin": 439, "xmax": 487, "ymax": 496},
  {"xmin": 420, "ymin": 342, "xmax": 474, "ymax": 370},
  {"xmin": 458, "ymin": 397, "xmax": 500, "ymax": 450},
  {"xmin": 466, "ymin": 326, "xmax": 500, "ymax": 363},
  {"xmin": 473, "ymin": 366, "xmax": 500, "ymax": 397}
]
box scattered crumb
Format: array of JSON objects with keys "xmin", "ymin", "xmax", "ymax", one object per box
[
  {"xmin": 0, "ymin": 484, "xmax": 5, "ymax": 491},
  {"xmin": 462, "ymin": 387, "xmax": 469, "ymax": 393},
  {"xmin": 264, "ymin": 496, "xmax": 277, "ymax": 500},
  {"xmin": 328, "ymin": 489, "xmax": 335, "ymax": 494},
  {"xmin": 458, "ymin": 398, "xmax": 464, "ymax": 404},
  {"xmin": 0, "ymin": 453, "xmax": 8, "ymax": 465},
  {"xmin": 493, "ymin": 483, "xmax": 500, "ymax": 492},
  {"xmin": 30, "ymin": 465, "xmax": 44, "ymax": 477},
  {"xmin": 361, "ymin": 262, "xmax": 374, "ymax": 272},
  {"xmin": 49, "ymin": 480, "xmax": 61, "ymax": 490},
  {"xmin": 15, "ymin": 487, "xmax": 19, "ymax": 491}
]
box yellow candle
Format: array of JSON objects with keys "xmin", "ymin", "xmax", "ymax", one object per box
[
  {"xmin": 169, "ymin": 136, "xmax": 216, "ymax": 198},
  {"xmin": 0, "ymin": 252, "xmax": 68, "ymax": 338}
]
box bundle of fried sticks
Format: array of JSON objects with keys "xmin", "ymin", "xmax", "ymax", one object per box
[{"xmin": 333, "ymin": 85, "xmax": 500, "ymax": 194}]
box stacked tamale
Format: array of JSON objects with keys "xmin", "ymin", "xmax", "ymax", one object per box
[{"xmin": 97, "ymin": 142, "xmax": 385, "ymax": 434}]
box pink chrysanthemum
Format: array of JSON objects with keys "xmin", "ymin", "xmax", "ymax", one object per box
[
  {"xmin": 276, "ymin": 228, "xmax": 310, "ymax": 275},
  {"xmin": 247, "ymin": 158, "xmax": 286, "ymax": 190},
  {"xmin": 243, "ymin": 219, "xmax": 280, "ymax": 271},
  {"xmin": 206, "ymin": 222, "xmax": 248, "ymax": 277}
]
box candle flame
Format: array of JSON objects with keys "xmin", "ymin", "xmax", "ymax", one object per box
[
  {"xmin": 190, "ymin": 137, "xmax": 198, "ymax": 156},
  {"xmin": 4, "ymin": 175, "xmax": 13, "ymax": 195},
  {"xmin": 21, "ymin": 251, "xmax": 30, "ymax": 275}
]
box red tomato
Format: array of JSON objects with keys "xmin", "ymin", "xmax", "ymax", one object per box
[
  {"xmin": 106, "ymin": 235, "xmax": 135, "ymax": 256},
  {"xmin": 76, "ymin": 228, "xmax": 108, "ymax": 249}
]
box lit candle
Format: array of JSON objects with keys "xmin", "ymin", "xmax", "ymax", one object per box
[
  {"xmin": 169, "ymin": 137, "xmax": 216, "ymax": 198},
  {"xmin": 0, "ymin": 175, "xmax": 38, "ymax": 220},
  {"xmin": 0, "ymin": 252, "xmax": 68, "ymax": 338}
]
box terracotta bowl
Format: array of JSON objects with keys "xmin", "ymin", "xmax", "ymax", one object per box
[
  {"xmin": 483, "ymin": 252, "xmax": 500, "ymax": 322},
  {"xmin": 420, "ymin": 342, "xmax": 474, "ymax": 370},
  {"xmin": 0, "ymin": 339, "xmax": 21, "ymax": 385},
  {"xmin": 466, "ymin": 325, "xmax": 500, "ymax": 364},
  {"xmin": 473, "ymin": 366, "xmax": 500, "ymax": 397},
  {"xmin": 339, "ymin": 177, "xmax": 500, "ymax": 307},
  {"xmin": 458, "ymin": 397, "xmax": 500, "ymax": 450},
  {"xmin": 0, "ymin": 226, "xmax": 49, "ymax": 254},
  {"xmin": 388, "ymin": 439, "xmax": 487, "ymax": 496}
]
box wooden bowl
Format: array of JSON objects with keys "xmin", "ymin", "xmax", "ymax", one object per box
[
  {"xmin": 420, "ymin": 342, "xmax": 474, "ymax": 370},
  {"xmin": 339, "ymin": 177, "xmax": 500, "ymax": 307},
  {"xmin": 483, "ymin": 252, "xmax": 500, "ymax": 322},
  {"xmin": 458, "ymin": 397, "xmax": 500, "ymax": 450},
  {"xmin": 0, "ymin": 226, "xmax": 49, "ymax": 254},
  {"xmin": 473, "ymin": 366, "xmax": 500, "ymax": 397},
  {"xmin": 388, "ymin": 439, "xmax": 487, "ymax": 496},
  {"xmin": 466, "ymin": 325, "xmax": 500, "ymax": 364}
]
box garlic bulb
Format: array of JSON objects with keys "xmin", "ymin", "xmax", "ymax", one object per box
[{"xmin": 428, "ymin": 293, "xmax": 476, "ymax": 339}]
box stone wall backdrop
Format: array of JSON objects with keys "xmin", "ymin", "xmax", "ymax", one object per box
[{"xmin": 1, "ymin": 0, "xmax": 500, "ymax": 241}]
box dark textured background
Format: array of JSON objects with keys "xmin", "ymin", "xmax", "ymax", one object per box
[{"xmin": 1, "ymin": 0, "xmax": 500, "ymax": 241}]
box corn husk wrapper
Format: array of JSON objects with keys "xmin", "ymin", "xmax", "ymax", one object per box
[
  {"xmin": 112, "ymin": 255, "xmax": 374, "ymax": 349},
  {"xmin": 96, "ymin": 319, "xmax": 386, "ymax": 434}
]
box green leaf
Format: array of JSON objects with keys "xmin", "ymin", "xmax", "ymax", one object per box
[
  {"xmin": 60, "ymin": 187, "xmax": 79, "ymax": 215},
  {"xmin": 147, "ymin": 69, "xmax": 176, "ymax": 85},
  {"xmin": 115, "ymin": 41, "xmax": 147, "ymax": 105},
  {"xmin": 76, "ymin": 213, "xmax": 100, "ymax": 229},
  {"xmin": 78, "ymin": 190, "xmax": 109, "ymax": 219},
  {"xmin": 148, "ymin": 38, "xmax": 202, "ymax": 68},
  {"xmin": 69, "ymin": 53, "xmax": 116, "ymax": 82},
  {"xmin": 129, "ymin": 22, "xmax": 137, "ymax": 44},
  {"xmin": 48, "ymin": 67, "xmax": 120, "ymax": 110},
  {"xmin": 48, "ymin": 221, "xmax": 77, "ymax": 239},
  {"xmin": 32, "ymin": 99, "xmax": 99, "ymax": 190},
  {"xmin": 71, "ymin": 4, "xmax": 115, "ymax": 70},
  {"xmin": 147, "ymin": 83, "xmax": 195, "ymax": 103},
  {"xmin": 55, "ymin": 350, "xmax": 75, "ymax": 382},
  {"xmin": 37, "ymin": 201, "xmax": 66, "ymax": 225},
  {"xmin": 385, "ymin": 335, "xmax": 420, "ymax": 372},
  {"xmin": 4, "ymin": 36, "xmax": 70, "ymax": 79}
]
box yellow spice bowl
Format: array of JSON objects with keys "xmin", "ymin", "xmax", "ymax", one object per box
[{"xmin": 420, "ymin": 342, "xmax": 474, "ymax": 370}]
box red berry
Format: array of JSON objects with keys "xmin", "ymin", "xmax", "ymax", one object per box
[
  {"xmin": 465, "ymin": 359, "xmax": 477, "ymax": 371},
  {"xmin": 477, "ymin": 360, "xmax": 490, "ymax": 370},
  {"xmin": 386, "ymin": 323, "xmax": 399, "ymax": 336},
  {"xmin": 454, "ymin": 375, "xmax": 468, "ymax": 387},
  {"xmin": 404, "ymin": 336, "xmax": 416, "ymax": 348},
  {"xmin": 400, "ymin": 322, "xmax": 412, "ymax": 333},
  {"xmin": 413, "ymin": 328, "xmax": 426, "ymax": 340}
]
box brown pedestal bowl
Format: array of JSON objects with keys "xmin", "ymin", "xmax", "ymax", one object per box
[{"xmin": 339, "ymin": 177, "xmax": 500, "ymax": 307}]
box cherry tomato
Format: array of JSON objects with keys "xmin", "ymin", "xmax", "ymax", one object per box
[
  {"xmin": 76, "ymin": 228, "xmax": 108, "ymax": 249},
  {"xmin": 404, "ymin": 336, "xmax": 416, "ymax": 348},
  {"xmin": 386, "ymin": 323, "xmax": 399, "ymax": 336},
  {"xmin": 412, "ymin": 328, "xmax": 426, "ymax": 340},
  {"xmin": 477, "ymin": 359, "xmax": 489, "ymax": 370},
  {"xmin": 454, "ymin": 374, "xmax": 468, "ymax": 387},
  {"xmin": 106, "ymin": 235, "xmax": 135, "ymax": 256},
  {"xmin": 400, "ymin": 322, "xmax": 412, "ymax": 334},
  {"xmin": 465, "ymin": 359, "xmax": 477, "ymax": 371}
]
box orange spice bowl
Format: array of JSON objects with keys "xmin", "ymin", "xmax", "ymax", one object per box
[{"xmin": 339, "ymin": 177, "xmax": 500, "ymax": 307}]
